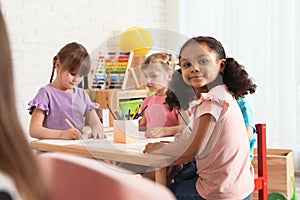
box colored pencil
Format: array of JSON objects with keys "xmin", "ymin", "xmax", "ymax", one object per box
[
  {"xmin": 131, "ymin": 104, "xmax": 141, "ymax": 119},
  {"xmin": 178, "ymin": 110, "xmax": 192, "ymax": 132},
  {"xmin": 134, "ymin": 105, "xmax": 148, "ymax": 119},
  {"xmin": 65, "ymin": 118, "xmax": 82, "ymax": 139},
  {"xmin": 107, "ymin": 104, "xmax": 117, "ymax": 120},
  {"xmin": 65, "ymin": 118, "xmax": 75, "ymax": 128},
  {"xmin": 114, "ymin": 110, "xmax": 121, "ymax": 120},
  {"xmin": 127, "ymin": 109, "xmax": 131, "ymax": 120}
]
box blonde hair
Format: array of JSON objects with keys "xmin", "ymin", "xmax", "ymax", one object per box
[
  {"xmin": 50, "ymin": 42, "xmax": 91, "ymax": 83},
  {"xmin": 0, "ymin": 11, "xmax": 46, "ymax": 200},
  {"xmin": 141, "ymin": 52, "xmax": 175, "ymax": 73}
]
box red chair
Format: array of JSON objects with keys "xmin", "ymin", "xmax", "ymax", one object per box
[{"xmin": 254, "ymin": 123, "xmax": 268, "ymax": 200}]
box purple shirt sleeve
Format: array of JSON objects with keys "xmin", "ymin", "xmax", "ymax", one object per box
[{"xmin": 28, "ymin": 87, "xmax": 50, "ymax": 115}]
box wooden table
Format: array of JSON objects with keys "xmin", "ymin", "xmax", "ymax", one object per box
[{"xmin": 30, "ymin": 132, "xmax": 194, "ymax": 185}]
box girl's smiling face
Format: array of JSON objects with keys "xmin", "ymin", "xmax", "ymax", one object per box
[{"xmin": 180, "ymin": 42, "xmax": 225, "ymax": 93}]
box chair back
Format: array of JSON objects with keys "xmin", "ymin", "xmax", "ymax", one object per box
[{"xmin": 38, "ymin": 152, "xmax": 176, "ymax": 200}]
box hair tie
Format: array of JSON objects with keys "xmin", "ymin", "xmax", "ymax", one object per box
[{"xmin": 160, "ymin": 52, "xmax": 166, "ymax": 56}]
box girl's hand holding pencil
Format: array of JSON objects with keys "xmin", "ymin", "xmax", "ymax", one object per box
[
  {"xmin": 174, "ymin": 110, "xmax": 192, "ymax": 141},
  {"xmin": 178, "ymin": 110, "xmax": 192, "ymax": 132},
  {"xmin": 64, "ymin": 118, "xmax": 83, "ymax": 140}
]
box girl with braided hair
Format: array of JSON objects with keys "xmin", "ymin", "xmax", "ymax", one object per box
[{"xmin": 28, "ymin": 42, "xmax": 106, "ymax": 140}]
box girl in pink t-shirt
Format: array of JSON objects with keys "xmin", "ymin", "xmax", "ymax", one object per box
[
  {"xmin": 139, "ymin": 52, "xmax": 181, "ymax": 138},
  {"xmin": 144, "ymin": 36, "xmax": 256, "ymax": 200}
]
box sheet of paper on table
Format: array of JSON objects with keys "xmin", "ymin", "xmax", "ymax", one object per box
[{"xmin": 37, "ymin": 131, "xmax": 174, "ymax": 153}]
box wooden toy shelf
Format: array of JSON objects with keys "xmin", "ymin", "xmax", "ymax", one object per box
[{"xmin": 90, "ymin": 53, "xmax": 147, "ymax": 126}]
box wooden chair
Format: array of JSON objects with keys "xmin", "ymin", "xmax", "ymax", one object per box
[
  {"xmin": 37, "ymin": 152, "xmax": 176, "ymax": 200},
  {"xmin": 254, "ymin": 123, "xmax": 268, "ymax": 200}
]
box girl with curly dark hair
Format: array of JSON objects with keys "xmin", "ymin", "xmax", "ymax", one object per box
[{"xmin": 144, "ymin": 36, "xmax": 256, "ymax": 200}]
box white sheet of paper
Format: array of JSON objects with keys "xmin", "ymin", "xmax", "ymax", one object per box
[{"xmin": 37, "ymin": 133, "xmax": 174, "ymax": 153}]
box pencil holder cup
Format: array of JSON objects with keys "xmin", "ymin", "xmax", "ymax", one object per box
[{"xmin": 113, "ymin": 119, "xmax": 140, "ymax": 143}]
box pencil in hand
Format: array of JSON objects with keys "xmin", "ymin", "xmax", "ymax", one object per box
[
  {"xmin": 65, "ymin": 118, "xmax": 75, "ymax": 128},
  {"xmin": 65, "ymin": 118, "xmax": 82, "ymax": 140},
  {"xmin": 178, "ymin": 110, "xmax": 192, "ymax": 132}
]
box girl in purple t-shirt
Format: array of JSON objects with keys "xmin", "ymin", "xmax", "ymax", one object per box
[{"xmin": 28, "ymin": 42, "xmax": 106, "ymax": 140}]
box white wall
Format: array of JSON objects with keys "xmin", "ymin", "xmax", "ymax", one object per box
[
  {"xmin": 176, "ymin": 0, "xmax": 300, "ymax": 173},
  {"xmin": 0, "ymin": 0, "xmax": 167, "ymax": 136}
]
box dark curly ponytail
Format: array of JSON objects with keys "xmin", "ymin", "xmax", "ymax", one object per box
[{"xmin": 223, "ymin": 58, "xmax": 256, "ymax": 99}]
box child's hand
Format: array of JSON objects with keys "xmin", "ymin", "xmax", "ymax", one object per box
[
  {"xmin": 138, "ymin": 117, "xmax": 147, "ymax": 126},
  {"xmin": 145, "ymin": 127, "xmax": 166, "ymax": 138},
  {"xmin": 139, "ymin": 125, "xmax": 147, "ymax": 131},
  {"xmin": 88, "ymin": 127, "xmax": 107, "ymax": 139},
  {"xmin": 88, "ymin": 132, "xmax": 107, "ymax": 139},
  {"xmin": 174, "ymin": 126, "xmax": 191, "ymax": 142},
  {"xmin": 86, "ymin": 110, "xmax": 107, "ymax": 139},
  {"xmin": 61, "ymin": 128, "xmax": 82, "ymax": 140},
  {"xmin": 143, "ymin": 142, "xmax": 167, "ymax": 153}
]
